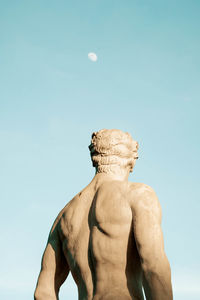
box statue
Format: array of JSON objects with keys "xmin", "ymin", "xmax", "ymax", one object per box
[{"xmin": 34, "ymin": 129, "xmax": 173, "ymax": 300}]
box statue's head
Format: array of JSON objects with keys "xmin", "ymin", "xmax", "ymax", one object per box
[{"xmin": 89, "ymin": 129, "xmax": 138, "ymax": 174}]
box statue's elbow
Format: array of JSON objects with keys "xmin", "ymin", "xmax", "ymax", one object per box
[
  {"xmin": 142, "ymin": 254, "xmax": 171, "ymax": 280},
  {"xmin": 34, "ymin": 288, "xmax": 57, "ymax": 300},
  {"xmin": 34, "ymin": 288, "xmax": 46, "ymax": 300},
  {"xmin": 34, "ymin": 288, "xmax": 39, "ymax": 300}
]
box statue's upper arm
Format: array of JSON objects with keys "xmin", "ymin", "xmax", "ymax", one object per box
[
  {"xmin": 35, "ymin": 214, "xmax": 70, "ymax": 298},
  {"xmin": 131, "ymin": 185, "xmax": 164, "ymax": 269}
]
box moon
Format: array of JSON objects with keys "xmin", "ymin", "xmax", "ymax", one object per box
[{"xmin": 88, "ymin": 52, "xmax": 98, "ymax": 62}]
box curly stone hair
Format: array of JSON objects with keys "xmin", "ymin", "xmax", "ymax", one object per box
[{"xmin": 89, "ymin": 129, "xmax": 138, "ymax": 173}]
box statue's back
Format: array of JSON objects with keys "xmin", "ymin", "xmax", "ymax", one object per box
[
  {"xmin": 88, "ymin": 180, "xmax": 144, "ymax": 300},
  {"xmin": 61, "ymin": 179, "xmax": 144, "ymax": 300},
  {"xmin": 35, "ymin": 129, "xmax": 172, "ymax": 300}
]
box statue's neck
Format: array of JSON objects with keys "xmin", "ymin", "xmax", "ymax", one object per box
[{"xmin": 94, "ymin": 167, "xmax": 130, "ymax": 182}]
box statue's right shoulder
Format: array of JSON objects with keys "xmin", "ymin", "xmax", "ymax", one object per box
[
  {"xmin": 128, "ymin": 182, "xmax": 161, "ymax": 220},
  {"xmin": 128, "ymin": 182, "xmax": 159, "ymax": 205},
  {"xmin": 128, "ymin": 182, "xmax": 153, "ymax": 193}
]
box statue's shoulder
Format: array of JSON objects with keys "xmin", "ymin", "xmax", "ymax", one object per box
[
  {"xmin": 58, "ymin": 195, "xmax": 79, "ymax": 221},
  {"xmin": 128, "ymin": 182, "xmax": 154, "ymax": 193},
  {"xmin": 51, "ymin": 195, "xmax": 80, "ymax": 237},
  {"xmin": 49, "ymin": 201, "xmax": 71, "ymax": 233},
  {"xmin": 50, "ymin": 184, "xmax": 91, "ymax": 236},
  {"xmin": 58, "ymin": 185, "xmax": 91, "ymax": 222},
  {"xmin": 128, "ymin": 182, "xmax": 159, "ymax": 210}
]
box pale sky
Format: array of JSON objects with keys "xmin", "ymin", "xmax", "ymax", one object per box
[{"xmin": 0, "ymin": 1, "xmax": 200, "ymax": 299}]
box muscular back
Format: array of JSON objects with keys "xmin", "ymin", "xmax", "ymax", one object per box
[
  {"xmin": 59, "ymin": 180, "xmax": 144, "ymax": 300},
  {"xmin": 35, "ymin": 129, "xmax": 172, "ymax": 300},
  {"xmin": 35, "ymin": 176, "xmax": 172, "ymax": 300}
]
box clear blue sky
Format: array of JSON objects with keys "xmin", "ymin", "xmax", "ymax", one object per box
[{"xmin": 0, "ymin": 1, "xmax": 200, "ymax": 299}]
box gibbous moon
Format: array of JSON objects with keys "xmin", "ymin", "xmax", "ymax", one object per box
[{"xmin": 88, "ymin": 52, "xmax": 98, "ymax": 62}]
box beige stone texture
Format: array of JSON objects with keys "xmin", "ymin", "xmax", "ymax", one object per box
[{"xmin": 34, "ymin": 129, "xmax": 173, "ymax": 300}]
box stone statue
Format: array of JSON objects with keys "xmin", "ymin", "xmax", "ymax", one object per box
[{"xmin": 34, "ymin": 129, "xmax": 173, "ymax": 300}]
